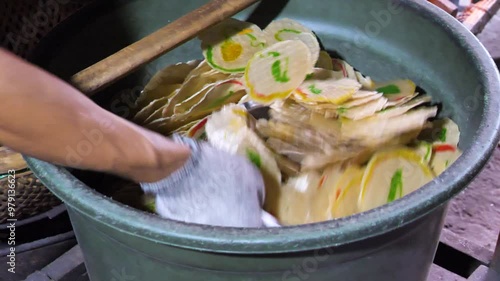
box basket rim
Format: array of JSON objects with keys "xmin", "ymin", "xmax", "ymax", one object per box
[{"xmin": 0, "ymin": 146, "xmax": 29, "ymax": 175}]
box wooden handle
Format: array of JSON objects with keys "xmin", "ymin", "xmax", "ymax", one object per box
[{"xmin": 71, "ymin": 0, "xmax": 260, "ymax": 96}]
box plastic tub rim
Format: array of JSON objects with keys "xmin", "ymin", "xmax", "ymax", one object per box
[{"xmin": 25, "ymin": 0, "xmax": 500, "ymax": 254}]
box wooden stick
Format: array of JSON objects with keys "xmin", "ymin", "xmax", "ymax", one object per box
[
  {"xmin": 71, "ymin": 0, "xmax": 260, "ymax": 96},
  {"xmin": 428, "ymin": 0, "xmax": 459, "ymax": 16}
]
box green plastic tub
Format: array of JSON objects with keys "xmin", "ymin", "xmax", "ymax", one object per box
[{"xmin": 26, "ymin": 0, "xmax": 500, "ymax": 280}]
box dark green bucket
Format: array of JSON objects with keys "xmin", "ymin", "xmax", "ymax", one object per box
[{"xmin": 26, "ymin": 0, "xmax": 500, "ymax": 280}]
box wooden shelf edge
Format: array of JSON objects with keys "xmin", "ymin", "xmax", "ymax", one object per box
[
  {"xmin": 440, "ymin": 228, "xmax": 495, "ymax": 265},
  {"xmin": 462, "ymin": 0, "xmax": 500, "ymax": 34}
]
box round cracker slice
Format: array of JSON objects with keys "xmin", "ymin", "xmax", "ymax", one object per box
[
  {"xmin": 143, "ymin": 87, "xmax": 182, "ymax": 124},
  {"xmin": 431, "ymin": 118, "xmax": 461, "ymax": 146},
  {"xmin": 355, "ymin": 72, "xmax": 375, "ymax": 89},
  {"xmin": 136, "ymin": 61, "xmax": 200, "ymax": 109},
  {"xmin": 337, "ymin": 96, "xmax": 388, "ymax": 120},
  {"xmin": 371, "ymin": 79, "xmax": 417, "ymax": 101},
  {"xmin": 377, "ymin": 95, "xmax": 432, "ymax": 119},
  {"xmin": 172, "ymin": 119, "xmax": 202, "ymax": 134},
  {"xmin": 339, "ymin": 92, "xmax": 384, "ymax": 108},
  {"xmin": 306, "ymin": 67, "xmax": 346, "ymax": 81},
  {"xmin": 430, "ymin": 144, "xmax": 461, "ymax": 176},
  {"xmin": 331, "ymin": 59, "xmax": 357, "ymax": 80},
  {"xmin": 295, "ymin": 33, "xmax": 320, "ymax": 69},
  {"xmin": 173, "ymin": 83, "xmax": 216, "ymax": 115},
  {"xmin": 358, "ymin": 148, "xmax": 434, "ymax": 212},
  {"xmin": 316, "ymin": 51, "xmax": 334, "ymax": 70},
  {"xmin": 245, "ymin": 40, "xmax": 312, "ymax": 104},
  {"xmin": 190, "ymin": 78, "xmax": 246, "ymax": 112},
  {"xmin": 133, "ymin": 96, "xmax": 169, "ymax": 124},
  {"xmin": 264, "ymin": 19, "xmax": 320, "ymax": 69},
  {"xmin": 185, "ymin": 60, "xmax": 213, "ymax": 78},
  {"xmin": 264, "ymin": 18, "xmax": 313, "ymax": 41},
  {"xmin": 188, "ymin": 90, "xmax": 247, "ymax": 122},
  {"xmin": 200, "ymin": 18, "xmax": 267, "ymax": 74},
  {"xmin": 341, "ymin": 107, "xmax": 438, "ymax": 146},
  {"xmin": 266, "ymin": 137, "xmax": 307, "ymax": 163},
  {"xmin": 308, "ymin": 164, "xmax": 343, "ymax": 222},
  {"xmin": 205, "ymin": 104, "xmax": 249, "ymax": 136},
  {"xmin": 163, "ymin": 71, "xmax": 229, "ymax": 117},
  {"xmin": 352, "ymin": 90, "xmax": 379, "ymax": 99},
  {"xmin": 187, "ymin": 117, "xmax": 209, "ymax": 140},
  {"xmin": 294, "ymin": 78, "xmax": 361, "ymax": 105},
  {"xmin": 205, "ymin": 104, "xmax": 282, "ymax": 215},
  {"xmin": 414, "ymin": 141, "xmax": 434, "ymax": 163},
  {"xmin": 383, "ymin": 92, "xmax": 419, "ymax": 108},
  {"xmin": 275, "ymin": 171, "xmax": 322, "ymax": 225},
  {"xmin": 331, "ymin": 165, "xmax": 364, "ymax": 219},
  {"xmin": 427, "ymin": 118, "xmax": 462, "ymax": 175}
]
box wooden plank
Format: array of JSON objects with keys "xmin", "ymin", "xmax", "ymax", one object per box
[
  {"xmin": 490, "ymin": 232, "xmax": 500, "ymax": 273},
  {"xmin": 467, "ymin": 265, "xmax": 500, "ymax": 281},
  {"xmin": 428, "ymin": 264, "xmax": 466, "ymax": 281},
  {"xmin": 0, "ymin": 237, "xmax": 76, "ymax": 280},
  {"xmin": 42, "ymin": 245, "xmax": 85, "ymax": 280},
  {"xmin": 467, "ymin": 265, "xmax": 489, "ymax": 281},
  {"xmin": 25, "ymin": 271, "xmax": 52, "ymax": 281},
  {"xmin": 440, "ymin": 229, "xmax": 494, "ymax": 265},
  {"xmin": 429, "ymin": 0, "xmax": 459, "ymax": 16},
  {"xmin": 478, "ymin": 11, "xmax": 500, "ymax": 60},
  {"xmin": 459, "ymin": 0, "xmax": 473, "ymax": 8},
  {"xmin": 462, "ymin": 0, "xmax": 500, "ymax": 34}
]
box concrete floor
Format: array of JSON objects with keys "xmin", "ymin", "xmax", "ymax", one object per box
[
  {"xmin": 443, "ymin": 10, "xmax": 500, "ymax": 254},
  {"xmin": 477, "ymin": 11, "xmax": 500, "ymax": 61},
  {"xmin": 445, "ymin": 147, "xmax": 500, "ymax": 253}
]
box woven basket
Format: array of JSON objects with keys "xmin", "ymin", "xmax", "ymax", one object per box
[
  {"xmin": 0, "ymin": 147, "xmax": 61, "ymax": 224},
  {"xmin": 0, "ymin": 0, "xmax": 95, "ymax": 223},
  {"xmin": 1, "ymin": 0, "xmax": 95, "ymax": 58}
]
